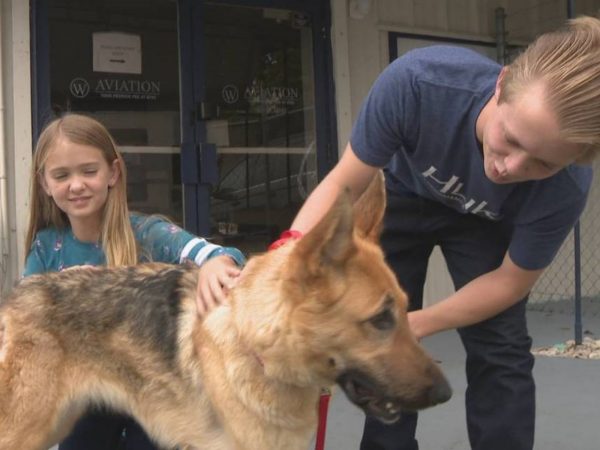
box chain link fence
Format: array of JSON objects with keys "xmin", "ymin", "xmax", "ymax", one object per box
[{"xmin": 529, "ymin": 159, "xmax": 600, "ymax": 318}]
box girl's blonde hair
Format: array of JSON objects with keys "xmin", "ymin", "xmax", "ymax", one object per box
[
  {"xmin": 499, "ymin": 16, "xmax": 600, "ymax": 163},
  {"xmin": 25, "ymin": 114, "xmax": 138, "ymax": 267}
]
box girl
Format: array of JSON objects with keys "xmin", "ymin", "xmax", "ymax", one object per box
[{"xmin": 23, "ymin": 114, "xmax": 245, "ymax": 450}]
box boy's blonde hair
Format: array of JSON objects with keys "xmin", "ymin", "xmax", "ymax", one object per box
[
  {"xmin": 499, "ymin": 16, "xmax": 600, "ymax": 163},
  {"xmin": 25, "ymin": 114, "xmax": 138, "ymax": 267}
]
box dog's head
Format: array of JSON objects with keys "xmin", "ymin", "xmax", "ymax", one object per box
[{"xmin": 234, "ymin": 172, "xmax": 451, "ymax": 423}]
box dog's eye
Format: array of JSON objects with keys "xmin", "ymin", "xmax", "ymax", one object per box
[{"xmin": 368, "ymin": 309, "xmax": 395, "ymax": 331}]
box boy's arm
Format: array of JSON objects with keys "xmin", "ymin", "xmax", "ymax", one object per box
[
  {"xmin": 291, "ymin": 143, "xmax": 381, "ymax": 233},
  {"xmin": 408, "ymin": 253, "xmax": 544, "ymax": 338}
]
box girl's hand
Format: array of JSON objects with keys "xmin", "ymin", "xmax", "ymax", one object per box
[
  {"xmin": 61, "ymin": 265, "xmax": 100, "ymax": 272},
  {"xmin": 195, "ymin": 255, "xmax": 241, "ymax": 317}
]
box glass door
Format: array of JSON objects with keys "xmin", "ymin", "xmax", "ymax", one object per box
[
  {"xmin": 34, "ymin": 0, "xmax": 335, "ymax": 246},
  {"xmin": 190, "ymin": 2, "xmax": 325, "ymax": 254},
  {"xmin": 38, "ymin": 0, "xmax": 184, "ymax": 225}
]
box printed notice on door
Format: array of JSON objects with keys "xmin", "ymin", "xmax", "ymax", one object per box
[{"xmin": 93, "ymin": 32, "xmax": 142, "ymax": 74}]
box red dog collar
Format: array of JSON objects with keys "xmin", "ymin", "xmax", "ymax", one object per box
[{"xmin": 268, "ymin": 230, "xmax": 303, "ymax": 251}]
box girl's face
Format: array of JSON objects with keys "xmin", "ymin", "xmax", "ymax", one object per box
[{"xmin": 40, "ymin": 137, "xmax": 120, "ymax": 235}]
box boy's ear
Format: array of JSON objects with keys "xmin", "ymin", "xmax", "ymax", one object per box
[
  {"xmin": 495, "ymin": 66, "xmax": 508, "ymax": 100},
  {"xmin": 108, "ymin": 159, "xmax": 121, "ymax": 187}
]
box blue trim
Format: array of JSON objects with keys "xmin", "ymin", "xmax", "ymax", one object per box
[
  {"xmin": 209, "ymin": 0, "xmax": 320, "ymax": 11},
  {"xmin": 190, "ymin": 1, "xmax": 213, "ymax": 236},
  {"xmin": 178, "ymin": 0, "xmax": 205, "ymax": 235},
  {"xmin": 178, "ymin": 0, "xmax": 222, "ymax": 236},
  {"xmin": 311, "ymin": 0, "xmax": 338, "ymax": 179}
]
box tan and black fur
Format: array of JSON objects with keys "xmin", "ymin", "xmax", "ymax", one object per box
[{"xmin": 0, "ymin": 173, "xmax": 451, "ymax": 450}]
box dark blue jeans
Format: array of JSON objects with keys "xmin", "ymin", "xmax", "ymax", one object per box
[
  {"xmin": 59, "ymin": 410, "xmax": 161, "ymax": 450},
  {"xmin": 360, "ymin": 193, "xmax": 535, "ymax": 450}
]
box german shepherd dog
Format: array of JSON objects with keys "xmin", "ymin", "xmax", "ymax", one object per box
[{"xmin": 0, "ymin": 173, "xmax": 451, "ymax": 450}]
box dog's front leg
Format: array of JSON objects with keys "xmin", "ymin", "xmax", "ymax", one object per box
[{"xmin": 0, "ymin": 316, "xmax": 70, "ymax": 450}]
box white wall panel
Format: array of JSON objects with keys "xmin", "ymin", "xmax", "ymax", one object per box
[
  {"xmin": 378, "ymin": 0, "xmax": 508, "ymax": 38},
  {"xmin": 347, "ymin": 1, "xmax": 382, "ymax": 122},
  {"xmin": 413, "ymin": 0, "xmax": 449, "ymax": 30},
  {"xmin": 0, "ymin": 0, "xmax": 32, "ymax": 293},
  {"xmin": 447, "ymin": 0, "xmax": 483, "ymax": 35}
]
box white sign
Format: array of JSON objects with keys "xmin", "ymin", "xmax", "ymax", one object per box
[{"xmin": 93, "ymin": 32, "xmax": 142, "ymax": 74}]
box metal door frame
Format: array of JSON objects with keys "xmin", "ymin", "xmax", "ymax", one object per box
[{"xmin": 31, "ymin": 0, "xmax": 337, "ymax": 236}]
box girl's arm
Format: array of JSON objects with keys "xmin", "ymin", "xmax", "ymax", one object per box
[
  {"xmin": 132, "ymin": 214, "xmax": 245, "ymax": 266},
  {"xmin": 195, "ymin": 255, "xmax": 241, "ymax": 316},
  {"xmin": 22, "ymin": 230, "xmax": 52, "ymax": 276},
  {"xmin": 132, "ymin": 214, "xmax": 246, "ymax": 315},
  {"xmin": 23, "ymin": 248, "xmax": 46, "ymax": 276}
]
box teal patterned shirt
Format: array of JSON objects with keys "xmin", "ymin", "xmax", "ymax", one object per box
[{"xmin": 23, "ymin": 214, "xmax": 245, "ymax": 276}]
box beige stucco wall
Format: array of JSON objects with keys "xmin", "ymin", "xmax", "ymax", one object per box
[{"xmin": 0, "ymin": 0, "xmax": 32, "ymax": 294}]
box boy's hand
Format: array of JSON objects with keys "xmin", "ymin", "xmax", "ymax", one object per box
[{"xmin": 195, "ymin": 255, "xmax": 241, "ymax": 317}]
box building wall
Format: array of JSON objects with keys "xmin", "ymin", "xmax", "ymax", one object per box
[
  {"xmin": 1, "ymin": 0, "xmax": 599, "ymax": 301},
  {"xmin": 1, "ymin": 0, "xmax": 32, "ymax": 294}
]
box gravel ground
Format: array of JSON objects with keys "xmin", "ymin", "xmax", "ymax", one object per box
[{"xmin": 532, "ymin": 335, "xmax": 600, "ymax": 359}]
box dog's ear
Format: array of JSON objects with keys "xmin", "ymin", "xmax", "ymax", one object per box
[
  {"xmin": 352, "ymin": 170, "xmax": 386, "ymax": 243},
  {"xmin": 292, "ymin": 189, "xmax": 356, "ymax": 275}
]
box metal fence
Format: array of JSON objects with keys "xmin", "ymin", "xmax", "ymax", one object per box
[{"xmin": 529, "ymin": 159, "xmax": 600, "ymax": 322}]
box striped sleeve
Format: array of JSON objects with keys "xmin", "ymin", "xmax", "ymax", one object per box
[
  {"xmin": 179, "ymin": 236, "xmax": 246, "ymax": 267},
  {"xmin": 131, "ymin": 214, "xmax": 246, "ymax": 267}
]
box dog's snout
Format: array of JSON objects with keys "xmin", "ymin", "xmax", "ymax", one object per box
[{"xmin": 429, "ymin": 376, "xmax": 452, "ymax": 405}]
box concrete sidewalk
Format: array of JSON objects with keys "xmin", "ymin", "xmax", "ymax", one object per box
[{"xmin": 324, "ymin": 310, "xmax": 600, "ymax": 450}]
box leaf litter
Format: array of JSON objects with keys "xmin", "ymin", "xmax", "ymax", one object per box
[{"xmin": 532, "ymin": 336, "xmax": 600, "ymax": 359}]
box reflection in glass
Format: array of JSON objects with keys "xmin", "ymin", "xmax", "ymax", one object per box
[
  {"xmin": 46, "ymin": 0, "xmax": 183, "ymax": 224},
  {"xmin": 204, "ymin": 4, "xmax": 318, "ymax": 253}
]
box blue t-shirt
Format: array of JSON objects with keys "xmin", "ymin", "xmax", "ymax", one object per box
[
  {"xmin": 351, "ymin": 46, "xmax": 592, "ymax": 270},
  {"xmin": 23, "ymin": 214, "xmax": 246, "ymax": 276}
]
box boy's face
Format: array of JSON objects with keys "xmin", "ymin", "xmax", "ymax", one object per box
[
  {"xmin": 39, "ymin": 137, "xmax": 120, "ymax": 232},
  {"xmin": 481, "ymin": 78, "xmax": 582, "ymax": 184}
]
